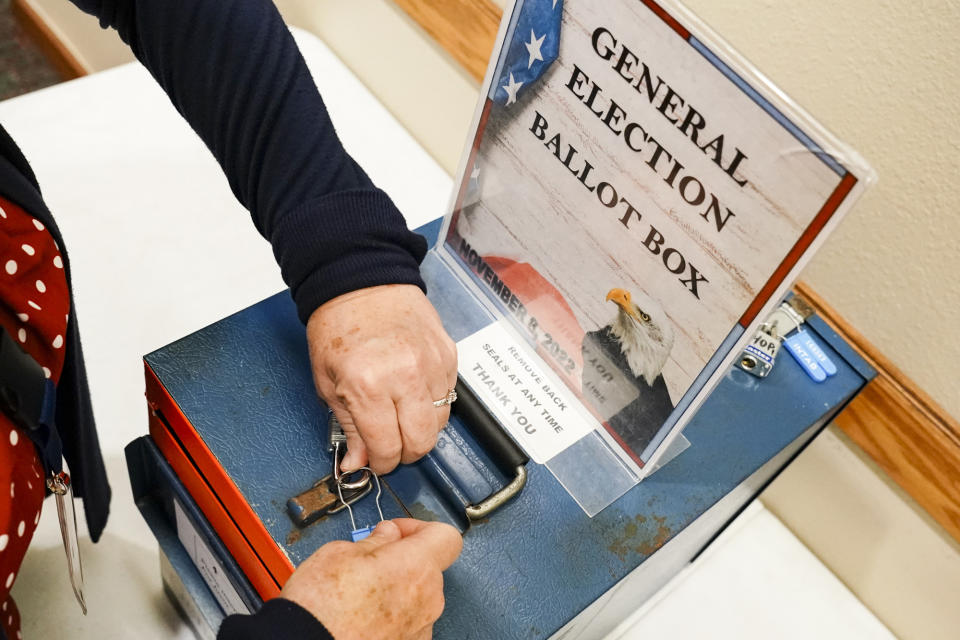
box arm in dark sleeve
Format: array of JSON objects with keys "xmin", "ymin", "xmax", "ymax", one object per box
[
  {"xmin": 68, "ymin": 0, "xmax": 427, "ymax": 322},
  {"xmin": 218, "ymin": 598, "xmax": 334, "ymax": 640}
]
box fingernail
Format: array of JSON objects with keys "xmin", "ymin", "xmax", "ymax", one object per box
[
  {"xmin": 371, "ymin": 520, "xmax": 398, "ymax": 538},
  {"xmin": 340, "ymin": 452, "xmax": 358, "ymax": 472}
]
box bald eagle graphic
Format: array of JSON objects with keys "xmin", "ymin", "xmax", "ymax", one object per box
[{"xmin": 581, "ymin": 288, "xmax": 676, "ymax": 459}]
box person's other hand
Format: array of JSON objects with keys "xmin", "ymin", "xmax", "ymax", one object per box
[
  {"xmin": 306, "ymin": 284, "xmax": 457, "ymax": 474},
  {"xmin": 281, "ymin": 519, "xmax": 463, "ymax": 640}
]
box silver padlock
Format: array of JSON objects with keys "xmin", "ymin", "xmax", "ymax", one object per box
[{"xmin": 737, "ymin": 323, "xmax": 781, "ymax": 378}]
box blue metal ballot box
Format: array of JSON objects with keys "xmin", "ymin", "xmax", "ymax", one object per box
[{"xmin": 126, "ymin": 220, "xmax": 874, "ymax": 640}]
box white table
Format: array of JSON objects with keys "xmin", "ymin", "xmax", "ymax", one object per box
[
  {"xmin": 4, "ymin": 29, "xmax": 449, "ymax": 639},
  {"xmin": 3, "ymin": 29, "xmax": 891, "ymax": 640}
]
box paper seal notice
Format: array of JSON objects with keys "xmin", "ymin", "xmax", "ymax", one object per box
[{"xmin": 457, "ymin": 322, "xmax": 599, "ymax": 463}]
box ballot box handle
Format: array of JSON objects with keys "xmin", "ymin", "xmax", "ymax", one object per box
[
  {"xmin": 464, "ymin": 466, "xmax": 526, "ymax": 521},
  {"xmin": 451, "ymin": 379, "xmax": 529, "ymax": 520}
]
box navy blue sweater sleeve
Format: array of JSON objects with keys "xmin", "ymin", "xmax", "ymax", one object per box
[
  {"xmin": 218, "ymin": 598, "xmax": 334, "ymax": 640},
  {"xmin": 68, "ymin": 0, "xmax": 427, "ymax": 322}
]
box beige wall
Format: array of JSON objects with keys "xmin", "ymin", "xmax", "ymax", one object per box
[
  {"xmin": 22, "ymin": 0, "xmax": 131, "ymax": 71},
  {"xmin": 272, "ymin": 0, "xmax": 479, "ymax": 177},
  {"xmin": 660, "ymin": 4, "xmax": 960, "ymax": 637},
  {"xmin": 19, "ymin": 0, "xmax": 960, "ymax": 638},
  {"xmin": 680, "ymin": 0, "xmax": 960, "ymax": 419}
]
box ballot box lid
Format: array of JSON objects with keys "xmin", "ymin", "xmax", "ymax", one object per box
[{"xmin": 142, "ymin": 241, "xmax": 873, "ymax": 636}]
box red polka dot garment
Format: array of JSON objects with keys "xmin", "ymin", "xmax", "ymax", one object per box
[{"xmin": 0, "ymin": 195, "xmax": 70, "ymax": 640}]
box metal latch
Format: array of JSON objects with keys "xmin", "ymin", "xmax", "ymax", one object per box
[
  {"xmin": 286, "ymin": 472, "xmax": 371, "ymax": 528},
  {"xmin": 286, "ymin": 412, "xmax": 373, "ymax": 528}
]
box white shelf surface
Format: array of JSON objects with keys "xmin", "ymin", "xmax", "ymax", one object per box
[{"xmin": 610, "ymin": 502, "xmax": 895, "ymax": 640}]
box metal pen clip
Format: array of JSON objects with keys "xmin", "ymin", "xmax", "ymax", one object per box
[{"xmin": 47, "ymin": 471, "xmax": 87, "ymax": 615}]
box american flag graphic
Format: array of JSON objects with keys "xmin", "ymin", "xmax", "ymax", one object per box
[{"xmin": 491, "ymin": 0, "xmax": 563, "ymax": 106}]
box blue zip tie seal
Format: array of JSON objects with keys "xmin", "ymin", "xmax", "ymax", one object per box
[{"xmin": 350, "ymin": 525, "xmax": 376, "ymax": 542}]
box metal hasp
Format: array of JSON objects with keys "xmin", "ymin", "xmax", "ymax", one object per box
[
  {"xmin": 451, "ymin": 379, "xmax": 529, "ymax": 521},
  {"xmin": 286, "ymin": 474, "xmax": 371, "ymax": 528},
  {"xmin": 286, "ymin": 411, "xmax": 374, "ymax": 528}
]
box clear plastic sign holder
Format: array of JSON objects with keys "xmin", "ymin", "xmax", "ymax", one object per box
[{"xmin": 429, "ymin": 0, "xmax": 874, "ymax": 516}]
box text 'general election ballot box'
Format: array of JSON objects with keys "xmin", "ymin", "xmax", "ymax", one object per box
[{"xmin": 127, "ymin": 0, "xmax": 876, "ymax": 637}]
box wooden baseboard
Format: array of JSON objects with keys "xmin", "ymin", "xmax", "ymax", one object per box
[{"xmin": 11, "ymin": 0, "xmax": 88, "ymax": 80}]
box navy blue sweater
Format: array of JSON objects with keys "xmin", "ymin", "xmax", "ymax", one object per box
[
  {"xmin": 72, "ymin": 0, "xmax": 428, "ymax": 322},
  {"xmin": 0, "ymin": 0, "xmax": 431, "ymax": 637}
]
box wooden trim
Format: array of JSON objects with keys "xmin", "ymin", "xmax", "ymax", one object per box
[
  {"xmin": 392, "ymin": 0, "xmax": 501, "ymax": 83},
  {"xmin": 11, "ymin": 0, "xmax": 89, "ymax": 80},
  {"xmin": 393, "ymin": 0, "xmax": 960, "ymax": 544},
  {"xmin": 794, "ymin": 283, "xmax": 960, "ymax": 543}
]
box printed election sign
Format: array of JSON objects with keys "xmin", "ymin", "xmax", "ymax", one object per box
[{"xmin": 443, "ymin": 0, "xmax": 872, "ymax": 474}]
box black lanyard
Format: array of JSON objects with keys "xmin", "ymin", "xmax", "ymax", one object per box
[{"xmin": 0, "ymin": 326, "xmax": 63, "ymax": 474}]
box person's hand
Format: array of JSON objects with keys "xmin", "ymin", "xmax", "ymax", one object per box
[
  {"xmin": 306, "ymin": 284, "xmax": 457, "ymax": 474},
  {"xmin": 281, "ymin": 519, "xmax": 463, "ymax": 640}
]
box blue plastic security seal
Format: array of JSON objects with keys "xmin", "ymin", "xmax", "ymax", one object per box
[
  {"xmin": 784, "ymin": 333, "xmax": 829, "ymax": 382},
  {"xmin": 351, "ymin": 525, "xmax": 376, "ymax": 542},
  {"xmin": 799, "ymin": 332, "xmax": 837, "ymax": 376}
]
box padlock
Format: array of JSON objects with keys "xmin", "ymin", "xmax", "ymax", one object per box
[{"xmin": 737, "ymin": 324, "xmax": 781, "ymax": 378}]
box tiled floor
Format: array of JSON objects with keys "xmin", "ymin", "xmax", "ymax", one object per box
[{"xmin": 0, "ymin": 2, "xmax": 63, "ymax": 100}]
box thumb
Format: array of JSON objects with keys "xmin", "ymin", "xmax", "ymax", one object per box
[
  {"xmin": 355, "ymin": 520, "xmax": 402, "ymax": 550},
  {"xmin": 333, "ymin": 408, "xmax": 368, "ymax": 472},
  {"xmin": 392, "ymin": 521, "xmax": 463, "ymax": 571},
  {"xmin": 340, "ymin": 430, "xmax": 368, "ymax": 472}
]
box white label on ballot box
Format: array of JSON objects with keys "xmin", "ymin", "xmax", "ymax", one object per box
[
  {"xmin": 457, "ymin": 322, "xmax": 598, "ymax": 463},
  {"xmin": 174, "ymin": 499, "xmax": 248, "ymax": 616}
]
